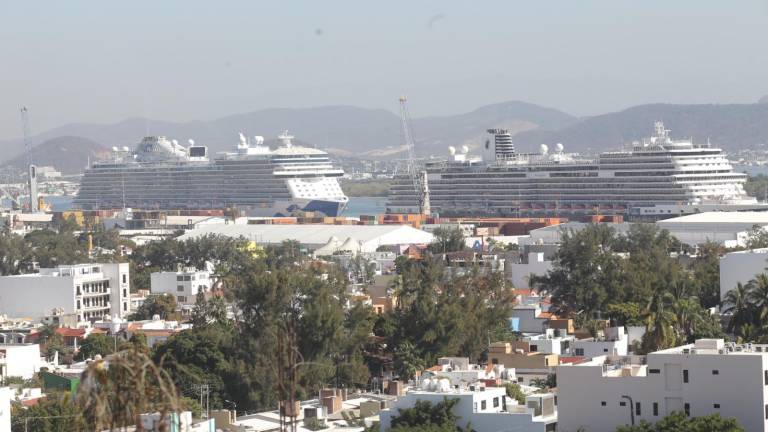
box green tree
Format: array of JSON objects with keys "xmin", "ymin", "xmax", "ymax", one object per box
[
  {"xmin": 390, "ymin": 398, "xmax": 463, "ymax": 432},
  {"xmin": 641, "ymin": 291, "xmax": 678, "ymax": 353},
  {"xmin": 190, "ymin": 291, "xmax": 229, "ymax": 328},
  {"xmin": 505, "ymin": 382, "xmax": 526, "ymax": 405},
  {"xmin": 690, "ymin": 242, "xmax": 723, "ymax": 309},
  {"xmin": 745, "ymin": 225, "xmax": 768, "ymax": 249},
  {"xmin": 722, "ymin": 282, "xmax": 753, "ymax": 335},
  {"xmin": 428, "ymin": 228, "xmax": 466, "ymax": 254},
  {"xmin": 616, "ymin": 411, "xmax": 743, "ymax": 431},
  {"xmin": 393, "ymin": 341, "xmax": 425, "ymax": 381},
  {"xmin": 76, "ymin": 333, "xmax": 115, "ymax": 361},
  {"xmin": 747, "ymin": 273, "xmax": 768, "ymax": 321},
  {"xmin": 11, "ymin": 392, "xmax": 84, "ymax": 431},
  {"xmin": 129, "ymin": 294, "xmax": 178, "ymax": 320}
]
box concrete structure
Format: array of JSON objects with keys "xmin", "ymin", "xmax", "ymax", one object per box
[
  {"xmin": 518, "ymin": 329, "xmax": 574, "ymax": 355},
  {"xmin": 558, "ymin": 338, "xmax": 768, "ymax": 432},
  {"xmin": 178, "ymin": 224, "xmax": 434, "ymax": 253},
  {"xmin": 0, "ymin": 344, "xmax": 44, "ymax": 380},
  {"xmin": 511, "ymin": 305, "xmax": 554, "ymax": 333},
  {"xmin": 657, "ymin": 211, "xmax": 768, "ymax": 247},
  {"xmin": 422, "ymin": 357, "xmax": 512, "ymax": 386},
  {"xmin": 380, "ymin": 385, "xmax": 556, "ymax": 432},
  {"xmin": 720, "ymin": 248, "xmax": 768, "ymax": 300},
  {"xmin": 488, "ymin": 342, "xmax": 558, "ymax": 372},
  {"xmin": 0, "ymin": 263, "xmax": 130, "ymax": 323},
  {"xmin": 509, "ymin": 252, "xmax": 553, "ymax": 288},
  {"xmin": 150, "ymin": 266, "xmax": 214, "ymax": 306},
  {"xmin": 572, "ymin": 326, "xmax": 629, "ymax": 358}
]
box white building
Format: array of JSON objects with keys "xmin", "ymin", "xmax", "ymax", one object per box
[
  {"xmin": 572, "ymin": 326, "xmax": 629, "ymax": 358},
  {"xmin": 423, "ymin": 357, "xmax": 513, "ymax": 386},
  {"xmin": 150, "ymin": 267, "xmax": 214, "ymax": 306},
  {"xmin": 509, "ymin": 252, "xmax": 554, "ymax": 288},
  {"xmin": 0, "ymin": 263, "xmax": 130, "ymax": 323},
  {"xmin": 0, "ymin": 344, "xmax": 44, "ymax": 380},
  {"xmin": 656, "ymin": 212, "xmax": 768, "ymax": 247},
  {"xmin": 558, "ymin": 338, "xmax": 768, "ymax": 432},
  {"xmin": 380, "ymin": 384, "xmax": 556, "ymax": 432},
  {"xmin": 523, "ymin": 330, "xmax": 574, "ymax": 355},
  {"xmin": 720, "ymin": 248, "xmax": 768, "ymax": 300}
]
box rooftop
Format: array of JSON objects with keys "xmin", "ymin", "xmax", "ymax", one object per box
[{"xmin": 657, "ymin": 211, "xmax": 768, "ymax": 224}]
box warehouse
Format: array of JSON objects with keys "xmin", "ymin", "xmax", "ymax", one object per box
[{"xmin": 177, "ymin": 224, "xmax": 434, "ymax": 253}]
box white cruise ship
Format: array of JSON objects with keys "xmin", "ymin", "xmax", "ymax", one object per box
[
  {"xmin": 386, "ymin": 122, "xmax": 764, "ymax": 220},
  {"xmin": 75, "ymin": 131, "xmax": 349, "ymax": 216}
]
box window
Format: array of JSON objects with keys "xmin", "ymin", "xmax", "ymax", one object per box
[
  {"xmin": 124, "ymin": 303, "xmax": 128, "ymax": 311},
  {"xmin": 683, "ymin": 369, "xmax": 689, "ymax": 383},
  {"xmin": 712, "ymin": 370, "xmax": 719, "ymax": 375},
  {"xmin": 635, "ymin": 402, "xmax": 641, "ymax": 416},
  {"xmin": 184, "ymin": 275, "xmax": 191, "ymax": 281},
  {"xmin": 649, "ymin": 369, "xmax": 660, "ymax": 374},
  {"xmin": 517, "ymin": 377, "xmax": 524, "ymax": 383},
  {"xmin": 122, "ymin": 274, "xmax": 127, "ymax": 283},
  {"xmin": 575, "ymin": 348, "xmax": 584, "ymax": 356},
  {"xmin": 765, "ymin": 404, "xmax": 768, "ymax": 420},
  {"xmin": 684, "ymin": 403, "xmax": 690, "ymax": 416},
  {"xmin": 77, "ymin": 300, "xmax": 81, "ymax": 309},
  {"xmin": 714, "ymin": 404, "xmax": 720, "ymax": 409},
  {"xmin": 481, "ymin": 400, "xmax": 486, "ymax": 410},
  {"xmin": 603, "ymin": 348, "xmax": 608, "ymax": 353},
  {"xmin": 491, "ymin": 358, "xmax": 498, "ymax": 364},
  {"xmin": 76, "ymin": 285, "xmax": 81, "ymax": 295},
  {"xmin": 493, "ymin": 397, "xmax": 499, "ymax": 408},
  {"xmin": 473, "ymin": 402, "xmax": 477, "ymax": 412},
  {"xmin": 177, "ymin": 275, "xmax": 183, "ymax": 281},
  {"xmin": 123, "ymin": 289, "xmax": 127, "ymax": 297},
  {"xmin": 619, "ymin": 401, "xmax": 627, "ymax": 407},
  {"xmin": 601, "ymin": 401, "xmax": 606, "ymax": 406},
  {"xmin": 177, "ymin": 296, "xmax": 187, "ymax": 302},
  {"xmin": 177, "ymin": 285, "xmax": 185, "ymax": 292},
  {"xmin": 530, "ymin": 345, "xmax": 538, "ymax": 352},
  {"xmin": 764, "ymin": 371, "xmax": 768, "ymax": 385}
]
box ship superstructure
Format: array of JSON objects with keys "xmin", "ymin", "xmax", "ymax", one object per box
[
  {"xmin": 387, "ymin": 122, "xmax": 761, "ymax": 220},
  {"xmin": 75, "ymin": 131, "xmax": 348, "ymax": 216}
]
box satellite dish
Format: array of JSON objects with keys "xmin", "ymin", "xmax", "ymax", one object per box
[
  {"xmin": 172, "ymin": 139, "xmax": 179, "ymax": 146},
  {"xmin": 122, "ymin": 146, "xmax": 130, "ymax": 152},
  {"xmin": 540, "ymin": 144, "xmax": 549, "ymax": 155},
  {"xmin": 188, "ymin": 139, "xmax": 195, "ymax": 146},
  {"xmin": 461, "ymin": 145, "xmax": 469, "ymax": 154},
  {"xmin": 556, "ymin": 143, "xmax": 564, "ymax": 152},
  {"xmin": 448, "ymin": 146, "xmax": 456, "ymax": 155},
  {"xmin": 111, "ymin": 146, "xmax": 119, "ymax": 152}
]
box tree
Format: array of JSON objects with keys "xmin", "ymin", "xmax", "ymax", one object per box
[
  {"xmin": 504, "ymin": 383, "xmax": 526, "ymax": 405},
  {"xmin": 616, "ymin": 411, "xmax": 743, "ymax": 431},
  {"xmin": 11, "ymin": 393, "xmax": 84, "ymax": 431},
  {"xmin": 747, "ymin": 273, "xmax": 768, "ymax": 322},
  {"xmin": 745, "ymin": 225, "xmax": 768, "ymax": 249},
  {"xmin": 190, "ymin": 291, "xmax": 229, "ymax": 328},
  {"xmin": 129, "ymin": 294, "xmax": 178, "ymax": 320},
  {"xmin": 428, "ymin": 228, "xmax": 466, "ymax": 254},
  {"xmin": 76, "ymin": 333, "xmax": 115, "ymax": 361},
  {"xmin": 722, "ymin": 282, "xmax": 753, "ymax": 335},
  {"xmin": 640, "ymin": 291, "xmax": 678, "ymax": 353},
  {"xmin": 393, "ymin": 341, "xmax": 425, "ymax": 381},
  {"xmin": 690, "ymin": 242, "xmax": 723, "ymax": 309},
  {"xmin": 390, "ymin": 398, "xmax": 463, "ymax": 432}
]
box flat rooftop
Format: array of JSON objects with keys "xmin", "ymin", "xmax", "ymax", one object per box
[{"xmin": 658, "ymin": 211, "xmax": 768, "ymax": 224}]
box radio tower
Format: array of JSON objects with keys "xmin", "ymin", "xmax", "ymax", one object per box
[
  {"xmin": 20, "ymin": 107, "xmax": 39, "ymax": 213},
  {"xmin": 398, "ymin": 96, "xmax": 430, "ymax": 216}
]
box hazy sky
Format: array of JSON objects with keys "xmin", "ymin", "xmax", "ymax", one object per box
[{"xmin": 1, "ymin": 0, "xmax": 767, "ymax": 139}]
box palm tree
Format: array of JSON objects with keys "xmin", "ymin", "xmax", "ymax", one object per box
[
  {"xmin": 722, "ymin": 282, "xmax": 752, "ymax": 334},
  {"xmin": 673, "ymin": 296, "xmax": 706, "ymax": 343},
  {"xmin": 642, "ymin": 291, "xmax": 678, "ymax": 352},
  {"xmin": 748, "ymin": 273, "xmax": 768, "ymax": 321}
]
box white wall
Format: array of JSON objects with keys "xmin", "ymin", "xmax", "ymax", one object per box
[
  {"xmin": 558, "ymin": 349, "xmax": 768, "ymax": 432},
  {"xmin": 0, "ymin": 344, "xmax": 43, "ymax": 380},
  {"xmin": 720, "ymin": 249, "xmax": 768, "ymax": 301},
  {"xmin": 509, "ymin": 253, "xmax": 553, "ymax": 288},
  {"xmin": 102, "ymin": 262, "xmax": 131, "ymax": 318},
  {"xmin": 151, "ymin": 270, "xmax": 211, "ymax": 305}
]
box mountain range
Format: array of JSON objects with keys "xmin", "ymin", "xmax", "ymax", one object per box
[{"xmin": 3, "ymin": 100, "xmax": 768, "ymax": 174}]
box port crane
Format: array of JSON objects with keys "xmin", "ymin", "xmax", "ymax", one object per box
[
  {"xmin": 398, "ymin": 96, "xmax": 430, "ymax": 216},
  {"xmin": 20, "ymin": 106, "xmax": 40, "ymax": 213}
]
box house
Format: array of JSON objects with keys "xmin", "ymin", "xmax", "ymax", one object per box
[
  {"xmin": 557, "ymin": 338, "xmax": 768, "ymax": 432},
  {"xmin": 511, "ymin": 305, "xmax": 554, "ymax": 333},
  {"xmin": 422, "ymin": 357, "xmax": 512, "ymax": 386},
  {"xmin": 379, "ymin": 383, "xmax": 557, "ymax": 432},
  {"xmin": 0, "ymin": 344, "xmax": 45, "ymax": 380},
  {"xmin": 150, "ymin": 266, "xmax": 214, "ymax": 308},
  {"xmin": 514, "ymin": 329, "xmax": 574, "ymax": 355},
  {"xmin": 571, "ymin": 326, "xmax": 629, "ymax": 358},
  {"xmin": 488, "ymin": 342, "xmax": 558, "ymax": 386},
  {"xmin": 0, "ymin": 263, "xmax": 130, "ymax": 324},
  {"xmin": 509, "ymin": 252, "xmax": 554, "ymax": 288}
]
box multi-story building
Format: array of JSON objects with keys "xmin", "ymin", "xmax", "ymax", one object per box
[
  {"xmin": 150, "ymin": 266, "xmax": 213, "ymax": 307},
  {"xmin": 0, "ymin": 344, "xmax": 44, "ymax": 380},
  {"xmin": 379, "ymin": 383, "xmax": 557, "ymax": 432},
  {"xmin": 0, "ymin": 263, "xmax": 130, "ymax": 323},
  {"xmin": 719, "ymin": 247, "xmax": 768, "ymax": 300},
  {"xmin": 558, "ymin": 338, "xmax": 768, "ymax": 432}
]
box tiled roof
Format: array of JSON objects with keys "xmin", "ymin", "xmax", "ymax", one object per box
[{"xmin": 55, "ymin": 328, "xmax": 86, "ymax": 338}]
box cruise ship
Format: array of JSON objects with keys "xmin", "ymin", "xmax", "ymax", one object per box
[
  {"xmin": 75, "ymin": 132, "xmax": 349, "ymax": 216},
  {"xmin": 387, "ymin": 122, "xmax": 764, "ymax": 220}
]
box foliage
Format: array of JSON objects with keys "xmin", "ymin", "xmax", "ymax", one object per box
[
  {"xmin": 304, "ymin": 416, "xmax": 328, "ymax": 431},
  {"xmin": 129, "ymin": 294, "xmax": 178, "ymax": 320},
  {"xmin": 190, "ymin": 291, "xmax": 229, "ymax": 328},
  {"xmin": 11, "ymin": 392, "xmax": 84, "ymax": 432},
  {"xmin": 428, "ymin": 228, "xmax": 466, "ymax": 254},
  {"xmin": 76, "ymin": 334, "xmax": 116, "ymax": 361},
  {"xmin": 391, "ymin": 398, "xmax": 464, "ymax": 432},
  {"xmin": 745, "ymin": 175, "xmax": 768, "ymax": 200},
  {"xmin": 529, "ymin": 373, "xmax": 556, "ymax": 391},
  {"xmin": 504, "ymin": 382, "xmax": 526, "ymax": 405},
  {"xmin": 616, "ymin": 411, "xmax": 744, "ymax": 432},
  {"xmin": 745, "ymin": 224, "xmax": 768, "ymax": 249}
]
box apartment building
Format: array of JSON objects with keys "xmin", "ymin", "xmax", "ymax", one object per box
[
  {"xmin": 558, "ymin": 338, "xmax": 768, "ymax": 432},
  {"xmin": 150, "ymin": 266, "xmax": 213, "ymax": 306},
  {"xmin": 379, "ymin": 383, "xmax": 557, "ymax": 432},
  {"xmin": 0, "ymin": 263, "xmax": 130, "ymax": 323}
]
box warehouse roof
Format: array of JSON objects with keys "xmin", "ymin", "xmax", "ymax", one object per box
[
  {"xmin": 178, "ymin": 224, "xmax": 434, "ymax": 248},
  {"xmin": 657, "ymin": 211, "xmax": 768, "ymax": 225}
]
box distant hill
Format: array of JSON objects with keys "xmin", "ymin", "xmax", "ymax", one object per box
[
  {"xmin": 5, "ymin": 136, "xmax": 109, "ymax": 175},
  {"xmin": 759, "ymin": 95, "xmax": 768, "ymax": 104},
  {"xmin": 0, "ymin": 102, "xmax": 577, "ymax": 170},
  {"xmin": 513, "ymin": 103, "xmax": 768, "ymax": 153}
]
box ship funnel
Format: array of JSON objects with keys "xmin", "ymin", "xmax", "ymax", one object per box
[{"xmin": 487, "ymin": 128, "xmax": 515, "ymax": 161}]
